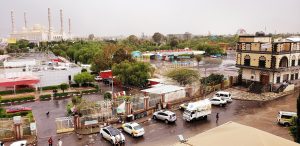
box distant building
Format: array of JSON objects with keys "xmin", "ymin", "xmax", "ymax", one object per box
[
  {"xmin": 236, "ymin": 34, "xmax": 300, "ymax": 93},
  {"xmin": 167, "ymin": 32, "xmax": 192, "ymax": 40}
]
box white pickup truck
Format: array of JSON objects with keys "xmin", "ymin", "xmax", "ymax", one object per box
[{"xmin": 183, "ymin": 99, "xmax": 212, "ymax": 122}]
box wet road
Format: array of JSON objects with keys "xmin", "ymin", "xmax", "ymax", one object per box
[{"xmin": 17, "ymin": 89, "xmax": 297, "ymax": 146}]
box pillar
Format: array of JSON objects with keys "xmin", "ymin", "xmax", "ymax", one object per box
[
  {"xmin": 74, "ymin": 115, "xmax": 81, "ymax": 129},
  {"xmin": 13, "ymin": 116, "xmax": 22, "ymax": 140},
  {"xmin": 144, "ymin": 96, "xmax": 149, "ymax": 110},
  {"xmin": 229, "ymin": 76, "xmax": 233, "ymax": 87}
]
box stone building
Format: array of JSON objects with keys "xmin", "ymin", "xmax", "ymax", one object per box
[{"xmin": 236, "ymin": 34, "xmax": 300, "ymax": 92}]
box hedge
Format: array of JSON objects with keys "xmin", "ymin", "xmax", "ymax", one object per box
[
  {"xmin": 39, "ymin": 94, "xmax": 51, "ymax": 101},
  {"xmin": 39, "ymin": 85, "xmax": 58, "ymax": 91},
  {"xmin": 0, "ymin": 108, "xmax": 32, "ymax": 118},
  {"xmin": 0, "ymin": 95, "xmax": 35, "ymax": 104},
  {"xmin": 0, "ymin": 88, "xmax": 35, "ymax": 95},
  {"xmin": 81, "ymin": 89, "xmax": 98, "ymax": 94}
]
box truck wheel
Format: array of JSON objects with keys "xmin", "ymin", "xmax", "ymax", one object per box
[
  {"xmin": 204, "ymin": 115, "xmax": 208, "ymax": 120},
  {"xmin": 165, "ymin": 120, "xmax": 169, "ymax": 124}
]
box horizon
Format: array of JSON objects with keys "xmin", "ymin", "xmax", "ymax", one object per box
[{"xmin": 0, "ymin": 0, "xmax": 300, "ymax": 38}]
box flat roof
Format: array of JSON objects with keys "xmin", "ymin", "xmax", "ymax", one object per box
[{"xmin": 141, "ymin": 85, "xmax": 185, "ymax": 94}]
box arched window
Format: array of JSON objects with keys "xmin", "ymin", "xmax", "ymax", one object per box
[
  {"xmin": 259, "ymin": 56, "xmax": 266, "ymax": 68},
  {"xmin": 279, "ymin": 56, "xmax": 288, "ymax": 68},
  {"xmin": 298, "ymin": 55, "xmax": 300, "ymax": 66},
  {"xmin": 291, "ymin": 55, "xmax": 296, "ymax": 66},
  {"xmin": 244, "ymin": 55, "xmax": 250, "ymax": 66}
]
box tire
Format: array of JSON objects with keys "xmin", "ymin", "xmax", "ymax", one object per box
[
  {"xmin": 284, "ymin": 123, "xmax": 290, "ymax": 127},
  {"xmin": 165, "ymin": 120, "xmax": 169, "ymax": 124},
  {"xmin": 204, "ymin": 115, "xmax": 208, "ymax": 120},
  {"xmin": 131, "ymin": 133, "xmax": 135, "ymax": 137},
  {"xmin": 100, "ymin": 133, "xmax": 103, "ymax": 138},
  {"xmin": 153, "ymin": 115, "xmax": 157, "ymax": 120}
]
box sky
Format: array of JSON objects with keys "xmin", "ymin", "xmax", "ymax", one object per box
[{"xmin": 0, "ymin": 0, "xmax": 300, "ymax": 37}]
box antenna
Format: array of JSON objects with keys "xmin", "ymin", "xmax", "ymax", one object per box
[
  {"xmin": 24, "ymin": 12, "xmax": 28, "ymax": 29},
  {"xmin": 60, "ymin": 9, "xmax": 63, "ymax": 34}
]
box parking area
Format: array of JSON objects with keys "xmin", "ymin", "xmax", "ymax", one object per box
[{"xmin": 24, "ymin": 89, "xmax": 297, "ymax": 146}]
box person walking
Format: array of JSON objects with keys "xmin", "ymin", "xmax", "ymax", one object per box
[
  {"xmin": 48, "ymin": 137, "xmax": 53, "ymax": 146},
  {"xmin": 58, "ymin": 139, "xmax": 62, "ymax": 146},
  {"xmin": 216, "ymin": 113, "xmax": 219, "ymax": 123}
]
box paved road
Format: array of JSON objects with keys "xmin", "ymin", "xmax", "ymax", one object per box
[{"xmin": 18, "ymin": 90, "xmax": 296, "ymax": 146}]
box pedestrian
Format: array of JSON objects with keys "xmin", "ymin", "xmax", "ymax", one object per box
[
  {"xmin": 48, "ymin": 137, "xmax": 53, "ymax": 146},
  {"xmin": 216, "ymin": 113, "xmax": 219, "ymax": 123},
  {"xmin": 58, "ymin": 138, "xmax": 62, "ymax": 146}
]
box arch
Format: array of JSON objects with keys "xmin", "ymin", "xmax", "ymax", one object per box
[
  {"xmin": 244, "ymin": 55, "xmax": 250, "ymax": 66},
  {"xmin": 258, "ymin": 56, "xmax": 266, "ymax": 68},
  {"xmin": 279, "ymin": 56, "xmax": 288, "ymax": 68}
]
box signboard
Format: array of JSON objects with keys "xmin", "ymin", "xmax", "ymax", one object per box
[
  {"xmin": 84, "ymin": 120, "xmax": 98, "ymax": 126},
  {"xmin": 30, "ymin": 122, "xmax": 36, "ymax": 131},
  {"xmin": 13, "ymin": 116, "xmax": 22, "ymax": 124}
]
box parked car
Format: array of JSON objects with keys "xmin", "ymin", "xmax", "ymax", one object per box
[
  {"xmin": 122, "ymin": 122, "xmax": 145, "ymax": 137},
  {"xmin": 209, "ymin": 97, "xmax": 226, "ymax": 106},
  {"xmin": 10, "ymin": 140, "xmax": 26, "ymax": 146},
  {"xmin": 214, "ymin": 91, "xmax": 233, "ymax": 103},
  {"xmin": 277, "ymin": 111, "xmax": 296, "ymax": 126},
  {"xmin": 6, "ymin": 106, "xmax": 32, "ymax": 113},
  {"xmin": 179, "ymin": 103, "xmax": 189, "ymax": 110},
  {"xmin": 95, "ymin": 76, "xmax": 102, "ymax": 81},
  {"xmin": 100, "ymin": 126, "xmax": 125, "ymax": 145},
  {"xmin": 153, "ymin": 110, "xmax": 177, "ymax": 124}
]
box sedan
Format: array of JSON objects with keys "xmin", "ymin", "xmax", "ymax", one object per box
[
  {"xmin": 100, "ymin": 126, "xmax": 125, "ymax": 145},
  {"xmin": 122, "ymin": 122, "xmax": 145, "ymax": 137},
  {"xmin": 210, "ymin": 97, "xmax": 227, "ymax": 106}
]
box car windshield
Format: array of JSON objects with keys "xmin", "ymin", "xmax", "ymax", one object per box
[{"xmin": 133, "ymin": 125, "xmax": 143, "ymax": 130}]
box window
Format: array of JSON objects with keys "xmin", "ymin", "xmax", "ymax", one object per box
[
  {"xmin": 291, "ymin": 74, "xmax": 294, "ymax": 80},
  {"xmin": 244, "ymin": 55, "xmax": 251, "ymax": 66},
  {"xmin": 298, "ymin": 59, "xmax": 300, "ymax": 66},
  {"xmin": 259, "ymin": 56, "xmax": 266, "ymax": 68},
  {"xmin": 291, "ymin": 56, "xmax": 296, "ymax": 66},
  {"xmin": 279, "ymin": 56, "xmax": 288, "ymax": 68},
  {"xmin": 296, "ymin": 73, "xmax": 299, "ymax": 80},
  {"xmin": 276, "ymin": 77, "xmax": 280, "ymax": 83}
]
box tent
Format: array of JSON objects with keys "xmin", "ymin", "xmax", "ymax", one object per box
[{"xmin": 173, "ymin": 122, "xmax": 299, "ymax": 146}]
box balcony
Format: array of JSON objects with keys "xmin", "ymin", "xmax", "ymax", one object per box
[{"xmin": 236, "ymin": 64, "xmax": 300, "ymax": 72}]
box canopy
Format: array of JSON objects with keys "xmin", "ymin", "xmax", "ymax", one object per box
[
  {"xmin": 173, "ymin": 122, "xmax": 299, "ymax": 146},
  {"xmin": 141, "ymin": 85, "xmax": 185, "ymax": 95},
  {"xmin": 0, "ymin": 75, "xmax": 40, "ymax": 87}
]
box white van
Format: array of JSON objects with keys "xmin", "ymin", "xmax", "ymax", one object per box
[
  {"xmin": 277, "ymin": 111, "xmax": 296, "ymax": 126},
  {"xmin": 214, "ymin": 91, "xmax": 232, "ymax": 103}
]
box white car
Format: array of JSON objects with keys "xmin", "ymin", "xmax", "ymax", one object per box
[
  {"xmin": 95, "ymin": 76, "xmax": 102, "ymax": 81},
  {"xmin": 277, "ymin": 111, "xmax": 296, "ymax": 126},
  {"xmin": 214, "ymin": 91, "xmax": 233, "ymax": 103},
  {"xmin": 153, "ymin": 110, "xmax": 177, "ymax": 124},
  {"xmin": 122, "ymin": 122, "xmax": 145, "ymax": 137},
  {"xmin": 210, "ymin": 97, "xmax": 227, "ymax": 106},
  {"xmin": 10, "ymin": 140, "xmax": 26, "ymax": 146},
  {"xmin": 100, "ymin": 126, "xmax": 125, "ymax": 145}
]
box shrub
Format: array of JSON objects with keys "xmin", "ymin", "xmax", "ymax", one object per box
[
  {"xmin": 40, "ymin": 85, "xmax": 58, "ymax": 90},
  {"xmin": 104, "ymin": 92, "xmax": 112, "ymax": 100},
  {"xmin": 39, "ymin": 94, "xmax": 51, "ymax": 101},
  {"xmin": 81, "ymin": 89, "xmax": 98, "ymax": 94},
  {"xmin": 0, "ymin": 88, "xmax": 35, "ymax": 95},
  {"xmin": 60, "ymin": 83, "xmax": 69, "ymax": 93},
  {"xmin": 0, "ymin": 95, "xmax": 35, "ymax": 103},
  {"xmin": 54, "ymin": 92, "xmax": 68, "ymax": 97}
]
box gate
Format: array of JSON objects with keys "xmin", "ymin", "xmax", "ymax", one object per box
[{"xmin": 55, "ymin": 117, "xmax": 74, "ymax": 133}]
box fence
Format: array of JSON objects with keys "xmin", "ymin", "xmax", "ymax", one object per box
[
  {"xmin": 149, "ymin": 98, "xmax": 161, "ymax": 108},
  {"xmin": 0, "ymin": 118, "xmax": 14, "ymax": 141},
  {"xmin": 55, "ymin": 117, "xmax": 74, "ymax": 133},
  {"xmin": 132, "ymin": 102, "xmax": 144, "ymax": 111}
]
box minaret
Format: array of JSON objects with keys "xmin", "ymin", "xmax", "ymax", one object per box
[
  {"xmin": 60, "ymin": 9, "xmax": 63, "ymax": 34},
  {"xmin": 68, "ymin": 18, "xmax": 71, "ymax": 35},
  {"xmin": 48, "ymin": 8, "xmax": 52, "ymax": 41},
  {"xmin": 11, "ymin": 10, "xmax": 16, "ymax": 33},
  {"xmin": 24, "ymin": 12, "xmax": 28, "ymax": 29}
]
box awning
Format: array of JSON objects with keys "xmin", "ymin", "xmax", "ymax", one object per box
[{"xmin": 0, "ymin": 75, "xmax": 40, "ymax": 87}]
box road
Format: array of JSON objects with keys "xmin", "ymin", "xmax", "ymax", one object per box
[{"xmin": 16, "ymin": 89, "xmax": 297, "ymax": 146}]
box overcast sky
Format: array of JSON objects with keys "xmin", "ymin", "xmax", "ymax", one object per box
[{"xmin": 0, "ymin": 0, "xmax": 300, "ymax": 37}]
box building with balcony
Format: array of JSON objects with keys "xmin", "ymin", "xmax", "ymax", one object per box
[{"xmin": 236, "ymin": 34, "xmax": 300, "ymax": 93}]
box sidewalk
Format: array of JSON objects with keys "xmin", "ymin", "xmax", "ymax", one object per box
[{"xmin": 76, "ymin": 115, "xmax": 152, "ymax": 135}]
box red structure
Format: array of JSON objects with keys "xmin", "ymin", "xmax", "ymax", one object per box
[
  {"xmin": 99, "ymin": 70, "xmax": 112, "ymax": 79},
  {"xmin": 0, "ymin": 75, "xmax": 39, "ymax": 87}
]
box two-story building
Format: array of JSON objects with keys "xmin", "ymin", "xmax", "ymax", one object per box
[{"xmin": 236, "ymin": 34, "xmax": 300, "ymax": 93}]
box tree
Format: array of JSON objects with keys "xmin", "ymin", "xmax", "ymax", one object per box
[
  {"xmin": 195, "ymin": 55, "xmax": 203, "ymax": 67},
  {"xmin": 127, "ymin": 35, "xmax": 139, "ymax": 45},
  {"xmin": 81, "ymin": 68, "xmax": 87, "ymax": 72},
  {"xmin": 167, "ymin": 68, "xmax": 199, "ymax": 86},
  {"xmin": 74, "ymin": 72, "xmax": 94, "ymax": 86},
  {"xmin": 60, "ymin": 83, "xmax": 69, "ymax": 93},
  {"xmin": 88, "ymin": 34, "xmax": 95, "ymax": 40},
  {"xmin": 104, "ymin": 92, "xmax": 112, "ymax": 100},
  {"xmin": 170, "ymin": 37, "xmax": 179, "ymax": 49},
  {"xmin": 112, "ymin": 48, "xmax": 134, "ymax": 64},
  {"xmin": 201, "ymin": 73, "xmax": 224, "ymax": 85},
  {"xmin": 112, "ymin": 61, "xmax": 153, "ymax": 87},
  {"xmin": 152, "ymin": 32, "xmax": 164, "ymax": 45},
  {"xmin": 297, "ymin": 93, "xmax": 300, "ymax": 143}
]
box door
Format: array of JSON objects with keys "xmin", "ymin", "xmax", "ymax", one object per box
[
  {"xmin": 125, "ymin": 125, "xmax": 132, "ymax": 134},
  {"xmin": 260, "ymin": 74, "xmax": 269, "ymax": 85},
  {"xmin": 103, "ymin": 129, "xmax": 110, "ymax": 140}
]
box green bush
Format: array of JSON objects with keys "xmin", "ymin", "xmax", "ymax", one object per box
[
  {"xmin": 0, "ymin": 88, "xmax": 35, "ymax": 95},
  {"xmin": 0, "ymin": 95, "xmax": 35, "ymax": 103},
  {"xmin": 104, "ymin": 92, "xmax": 112, "ymax": 100},
  {"xmin": 81, "ymin": 89, "xmax": 98, "ymax": 94},
  {"xmin": 54, "ymin": 92, "xmax": 68, "ymax": 97},
  {"xmin": 40, "ymin": 85, "xmax": 58, "ymax": 90},
  {"xmin": 39, "ymin": 94, "xmax": 51, "ymax": 100},
  {"xmin": 0, "ymin": 109, "xmax": 32, "ymax": 118}
]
